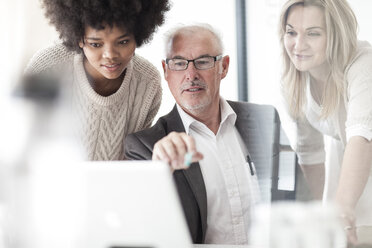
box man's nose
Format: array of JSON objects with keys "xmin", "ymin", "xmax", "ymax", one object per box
[{"xmin": 185, "ymin": 61, "xmax": 199, "ymax": 81}]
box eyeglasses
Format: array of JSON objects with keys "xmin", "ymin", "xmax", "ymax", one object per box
[{"xmin": 166, "ymin": 55, "xmax": 222, "ymax": 71}]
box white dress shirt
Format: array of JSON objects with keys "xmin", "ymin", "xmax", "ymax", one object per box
[{"xmin": 177, "ymin": 98, "xmax": 260, "ymax": 244}]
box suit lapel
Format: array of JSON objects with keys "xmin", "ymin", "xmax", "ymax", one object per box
[
  {"xmin": 182, "ymin": 162, "xmax": 207, "ymax": 239},
  {"xmin": 228, "ymin": 101, "xmax": 251, "ymax": 147},
  {"xmin": 163, "ymin": 105, "xmax": 186, "ymax": 133},
  {"xmin": 164, "ymin": 105, "xmax": 208, "ymax": 240}
]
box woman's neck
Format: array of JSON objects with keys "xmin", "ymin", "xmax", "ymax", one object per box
[
  {"xmin": 308, "ymin": 62, "xmax": 331, "ymax": 105},
  {"xmin": 308, "ymin": 61, "xmax": 330, "ymax": 85},
  {"xmin": 309, "ymin": 74, "xmax": 326, "ymax": 106},
  {"xmin": 87, "ymin": 72, "xmax": 125, "ymax": 97}
]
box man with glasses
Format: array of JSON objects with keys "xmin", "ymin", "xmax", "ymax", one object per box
[{"xmin": 124, "ymin": 24, "xmax": 260, "ymax": 244}]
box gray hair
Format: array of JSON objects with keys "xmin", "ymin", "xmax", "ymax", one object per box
[{"xmin": 164, "ymin": 23, "xmax": 224, "ymax": 58}]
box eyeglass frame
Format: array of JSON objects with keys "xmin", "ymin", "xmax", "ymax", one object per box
[{"xmin": 165, "ymin": 55, "xmax": 223, "ymax": 71}]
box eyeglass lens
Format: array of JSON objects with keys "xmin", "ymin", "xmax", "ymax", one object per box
[{"xmin": 169, "ymin": 57, "xmax": 216, "ymax": 70}]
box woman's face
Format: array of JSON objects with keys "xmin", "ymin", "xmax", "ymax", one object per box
[
  {"xmin": 284, "ymin": 5, "xmax": 327, "ymax": 74},
  {"xmin": 79, "ymin": 24, "xmax": 136, "ymax": 81}
]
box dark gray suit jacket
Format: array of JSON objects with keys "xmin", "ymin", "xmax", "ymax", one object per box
[{"xmin": 124, "ymin": 100, "xmax": 279, "ymax": 243}]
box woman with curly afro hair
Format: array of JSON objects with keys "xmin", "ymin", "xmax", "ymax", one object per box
[{"xmin": 25, "ymin": 0, "xmax": 170, "ymax": 160}]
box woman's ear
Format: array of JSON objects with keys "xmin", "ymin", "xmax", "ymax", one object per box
[{"xmin": 79, "ymin": 39, "xmax": 84, "ymax": 49}]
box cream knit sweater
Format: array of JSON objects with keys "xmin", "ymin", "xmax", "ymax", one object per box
[{"xmin": 25, "ymin": 44, "xmax": 162, "ymax": 160}]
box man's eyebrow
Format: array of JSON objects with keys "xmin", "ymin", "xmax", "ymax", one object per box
[
  {"xmin": 171, "ymin": 54, "xmax": 212, "ymax": 59},
  {"xmin": 197, "ymin": 54, "xmax": 213, "ymax": 58},
  {"xmin": 171, "ymin": 55, "xmax": 186, "ymax": 59}
]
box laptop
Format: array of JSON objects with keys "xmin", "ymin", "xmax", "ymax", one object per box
[
  {"xmin": 77, "ymin": 161, "xmax": 193, "ymax": 248},
  {"xmin": 9, "ymin": 160, "xmax": 192, "ymax": 248}
]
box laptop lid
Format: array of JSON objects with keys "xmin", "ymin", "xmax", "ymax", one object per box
[{"xmin": 77, "ymin": 161, "xmax": 193, "ymax": 248}]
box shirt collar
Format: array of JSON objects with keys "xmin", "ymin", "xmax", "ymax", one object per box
[{"xmin": 176, "ymin": 97, "xmax": 237, "ymax": 135}]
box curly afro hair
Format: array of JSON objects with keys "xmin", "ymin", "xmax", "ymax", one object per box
[{"xmin": 42, "ymin": 0, "xmax": 170, "ymax": 52}]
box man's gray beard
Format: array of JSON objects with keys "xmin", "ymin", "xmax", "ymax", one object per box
[
  {"xmin": 181, "ymin": 97, "xmax": 212, "ymax": 115},
  {"xmin": 179, "ymin": 80, "xmax": 211, "ymax": 114}
]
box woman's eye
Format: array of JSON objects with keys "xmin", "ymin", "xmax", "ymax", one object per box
[
  {"xmin": 89, "ymin": 43, "xmax": 101, "ymax": 48},
  {"xmin": 286, "ymin": 31, "xmax": 296, "ymax": 36},
  {"xmin": 308, "ymin": 32, "xmax": 320, "ymax": 36},
  {"xmin": 119, "ymin": 40, "xmax": 129, "ymax": 45}
]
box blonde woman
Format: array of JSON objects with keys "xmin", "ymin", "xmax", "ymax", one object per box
[{"xmin": 279, "ymin": 0, "xmax": 372, "ymax": 244}]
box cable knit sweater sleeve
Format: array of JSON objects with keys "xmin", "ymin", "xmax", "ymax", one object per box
[
  {"xmin": 144, "ymin": 82, "xmax": 162, "ymax": 128},
  {"xmin": 24, "ymin": 43, "xmax": 75, "ymax": 75}
]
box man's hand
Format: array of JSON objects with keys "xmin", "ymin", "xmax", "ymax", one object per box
[{"xmin": 152, "ymin": 132, "xmax": 203, "ymax": 171}]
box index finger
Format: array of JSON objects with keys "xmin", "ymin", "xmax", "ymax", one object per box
[{"xmin": 179, "ymin": 133, "xmax": 197, "ymax": 153}]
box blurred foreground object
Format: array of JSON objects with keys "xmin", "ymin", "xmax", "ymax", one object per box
[
  {"xmin": 249, "ymin": 201, "xmax": 346, "ymax": 248},
  {"xmin": 0, "ymin": 74, "xmax": 84, "ymax": 248},
  {"xmin": 0, "ymin": 73, "xmax": 191, "ymax": 247}
]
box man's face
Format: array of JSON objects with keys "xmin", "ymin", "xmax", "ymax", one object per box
[{"xmin": 162, "ymin": 30, "xmax": 229, "ymax": 117}]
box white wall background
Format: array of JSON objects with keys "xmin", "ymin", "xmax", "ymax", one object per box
[{"xmin": 1, "ymin": 0, "xmax": 59, "ymax": 99}]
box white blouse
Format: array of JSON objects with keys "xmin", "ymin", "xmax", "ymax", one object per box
[{"xmin": 283, "ymin": 41, "xmax": 372, "ymax": 226}]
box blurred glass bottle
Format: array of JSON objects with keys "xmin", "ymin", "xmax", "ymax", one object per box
[{"xmin": 249, "ymin": 201, "xmax": 347, "ymax": 248}]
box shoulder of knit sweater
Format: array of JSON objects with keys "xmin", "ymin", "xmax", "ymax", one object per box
[
  {"xmin": 24, "ymin": 43, "xmax": 76, "ymax": 75},
  {"xmin": 132, "ymin": 55, "xmax": 161, "ymax": 85}
]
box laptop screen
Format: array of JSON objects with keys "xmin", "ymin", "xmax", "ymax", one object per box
[
  {"xmin": 9, "ymin": 160, "xmax": 193, "ymax": 248},
  {"xmin": 78, "ymin": 161, "xmax": 193, "ymax": 248}
]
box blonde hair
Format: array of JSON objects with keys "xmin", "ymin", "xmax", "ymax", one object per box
[{"xmin": 279, "ymin": 0, "xmax": 358, "ymax": 119}]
